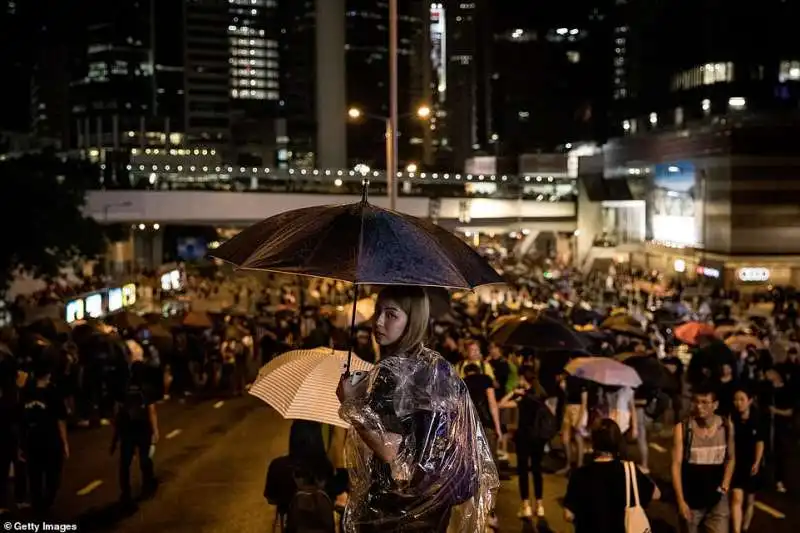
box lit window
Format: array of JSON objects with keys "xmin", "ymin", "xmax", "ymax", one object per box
[{"xmin": 779, "ymin": 60, "xmax": 800, "ymax": 82}]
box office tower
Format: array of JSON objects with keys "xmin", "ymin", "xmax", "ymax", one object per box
[
  {"xmin": 183, "ymin": 0, "xmax": 230, "ymax": 150},
  {"xmin": 444, "ymin": 0, "xmax": 492, "ymax": 172},
  {"xmin": 611, "ymin": 0, "xmax": 800, "ymax": 136},
  {"xmin": 491, "ymin": 2, "xmax": 610, "ymax": 156},
  {"xmin": 281, "ymin": 0, "xmax": 428, "ymax": 169}
]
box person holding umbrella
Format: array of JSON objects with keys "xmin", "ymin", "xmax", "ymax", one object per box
[
  {"xmin": 211, "ymin": 183, "xmax": 503, "ymax": 532},
  {"xmin": 336, "ymin": 286, "xmax": 498, "ymax": 532}
]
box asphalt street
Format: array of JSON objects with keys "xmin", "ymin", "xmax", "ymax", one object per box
[{"xmin": 6, "ymin": 397, "xmax": 798, "ymax": 533}]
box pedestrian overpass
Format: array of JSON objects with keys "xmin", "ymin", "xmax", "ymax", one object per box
[{"xmin": 87, "ymin": 167, "xmax": 577, "ymax": 234}]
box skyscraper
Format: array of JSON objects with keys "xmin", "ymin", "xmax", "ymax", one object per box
[
  {"xmin": 443, "ymin": 0, "xmax": 492, "ymax": 171},
  {"xmin": 281, "ymin": 0, "xmax": 428, "ymax": 169}
]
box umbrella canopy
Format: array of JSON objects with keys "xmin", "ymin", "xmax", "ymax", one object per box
[
  {"xmin": 565, "ymin": 357, "xmax": 642, "ymax": 388},
  {"xmin": 182, "ymin": 311, "xmax": 213, "ymax": 329},
  {"xmin": 331, "ymin": 297, "xmax": 376, "ymax": 330},
  {"xmin": 26, "ymin": 317, "xmax": 71, "ymax": 340},
  {"xmin": 600, "ymin": 314, "xmax": 641, "ymax": 330},
  {"xmin": 210, "ymin": 198, "xmax": 504, "ymax": 289},
  {"xmin": 107, "ymin": 311, "xmax": 146, "ymax": 331},
  {"xmin": 489, "ymin": 314, "xmax": 587, "ymax": 351},
  {"xmin": 604, "ymin": 323, "xmax": 649, "ymax": 340},
  {"xmin": 616, "ymin": 353, "xmax": 674, "ymax": 390},
  {"xmin": 714, "ymin": 325, "xmax": 739, "ymax": 339},
  {"xmin": 570, "ymin": 307, "xmax": 604, "ymax": 326},
  {"xmin": 249, "ymin": 348, "xmax": 374, "ymax": 428},
  {"xmin": 675, "ymin": 321, "xmax": 716, "ymax": 345},
  {"xmin": 725, "ymin": 334, "xmax": 762, "ymax": 351}
]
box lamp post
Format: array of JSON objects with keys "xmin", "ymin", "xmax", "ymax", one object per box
[
  {"xmin": 347, "ymin": 105, "xmax": 431, "ymax": 209},
  {"xmin": 389, "ymin": 0, "xmax": 399, "ymax": 210}
]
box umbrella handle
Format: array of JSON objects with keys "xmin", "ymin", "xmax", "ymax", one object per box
[{"xmin": 346, "ymin": 284, "xmax": 360, "ymax": 372}]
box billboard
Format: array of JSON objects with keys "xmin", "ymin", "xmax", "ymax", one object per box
[
  {"xmin": 648, "ymin": 161, "xmax": 698, "ymax": 246},
  {"xmin": 430, "ymin": 3, "xmax": 446, "ymax": 103}
]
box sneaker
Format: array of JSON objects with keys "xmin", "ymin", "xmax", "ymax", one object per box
[
  {"xmin": 536, "ymin": 503, "xmax": 545, "ymax": 518},
  {"xmin": 640, "ymin": 466, "xmax": 650, "ymax": 474},
  {"xmin": 518, "ymin": 502, "xmax": 533, "ymax": 519},
  {"xmin": 497, "ymin": 451, "xmax": 509, "ymax": 462},
  {"xmin": 776, "ymin": 482, "xmax": 787, "ymax": 493}
]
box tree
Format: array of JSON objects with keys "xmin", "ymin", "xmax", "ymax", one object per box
[{"xmin": 0, "ymin": 152, "xmax": 107, "ymax": 295}]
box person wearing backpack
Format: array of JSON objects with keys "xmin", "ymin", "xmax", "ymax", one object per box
[
  {"xmin": 499, "ymin": 365, "xmax": 553, "ymax": 519},
  {"xmin": 19, "ymin": 359, "xmax": 69, "ymax": 514},
  {"xmin": 671, "ymin": 384, "xmax": 735, "ymax": 533},
  {"xmin": 264, "ymin": 420, "xmax": 338, "ymax": 533},
  {"xmin": 112, "ymin": 360, "xmax": 159, "ymax": 506},
  {"xmin": 564, "ymin": 418, "xmax": 659, "ymax": 533}
]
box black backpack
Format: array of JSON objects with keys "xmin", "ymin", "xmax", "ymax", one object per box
[
  {"xmin": 121, "ymin": 381, "xmax": 148, "ymax": 423},
  {"xmin": 522, "ymin": 393, "xmax": 558, "ymax": 442},
  {"xmin": 285, "ymin": 484, "xmax": 336, "ymax": 533}
]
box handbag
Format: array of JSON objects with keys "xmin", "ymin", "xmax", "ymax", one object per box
[{"xmin": 624, "ymin": 461, "xmax": 652, "ymax": 533}]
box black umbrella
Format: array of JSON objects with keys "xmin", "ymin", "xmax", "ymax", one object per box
[
  {"xmin": 490, "ymin": 315, "xmax": 587, "ymax": 351},
  {"xmin": 210, "ymin": 189, "xmax": 503, "ymax": 290},
  {"xmin": 605, "ymin": 323, "xmax": 650, "ymax": 340},
  {"xmin": 210, "ymin": 185, "xmax": 503, "ymax": 370},
  {"xmin": 617, "ymin": 353, "xmax": 674, "ymax": 390},
  {"xmin": 570, "ymin": 307, "xmax": 603, "ymax": 326},
  {"xmin": 600, "ymin": 315, "xmax": 641, "ymax": 329}
]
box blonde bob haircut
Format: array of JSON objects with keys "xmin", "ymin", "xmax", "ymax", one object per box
[{"xmin": 375, "ymin": 286, "xmax": 430, "ymax": 358}]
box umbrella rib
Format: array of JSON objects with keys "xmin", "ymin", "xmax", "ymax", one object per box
[{"xmin": 395, "ymin": 213, "xmax": 469, "ymax": 288}]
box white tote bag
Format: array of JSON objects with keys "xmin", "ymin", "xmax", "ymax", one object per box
[{"xmin": 624, "ymin": 461, "xmax": 652, "ymax": 533}]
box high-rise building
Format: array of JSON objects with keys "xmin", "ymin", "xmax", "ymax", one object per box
[
  {"xmin": 443, "ymin": 0, "xmax": 492, "ymax": 172},
  {"xmin": 183, "ymin": 0, "xmax": 230, "ymax": 150},
  {"xmin": 281, "ymin": 0, "xmax": 428, "ymax": 169},
  {"xmin": 228, "ymin": 0, "xmax": 283, "ymax": 166},
  {"xmin": 490, "ymin": 2, "xmax": 610, "ymax": 158},
  {"xmin": 610, "ymin": 0, "xmax": 800, "ymax": 136}
]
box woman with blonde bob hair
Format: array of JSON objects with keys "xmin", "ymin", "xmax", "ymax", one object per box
[{"xmin": 337, "ymin": 286, "xmax": 498, "ymax": 532}]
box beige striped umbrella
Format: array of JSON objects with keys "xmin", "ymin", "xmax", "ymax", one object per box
[{"xmin": 249, "ymin": 348, "xmax": 374, "ymax": 428}]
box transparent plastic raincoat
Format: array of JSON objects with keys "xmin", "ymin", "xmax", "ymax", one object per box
[{"xmin": 339, "ymin": 347, "xmax": 499, "ymax": 532}]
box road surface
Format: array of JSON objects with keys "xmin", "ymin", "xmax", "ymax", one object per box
[{"xmin": 6, "ymin": 395, "xmax": 796, "ymax": 532}]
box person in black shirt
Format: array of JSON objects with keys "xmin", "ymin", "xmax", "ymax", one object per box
[
  {"xmin": 112, "ymin": 360, "xmax": 160, "ymax": 505},
  {"xmin": 716, "ymin": 363, "xmax": 737, "ymax": 418},
  {"xmin": 463, "ymin": 363, "xmax": 503, "ymax": 455},
  {"xmin": 731, "ymin": 387, "xmax": 765, "ymax": 533},
  {"xmin": 564, "ymin": 418, "xmax": 659, "ymax": 533},
  {"xmin": 19, "ymin": 360, "xmax": 69, "ymax": 514},
  {"xmin": 765, "ymin": 369, "xmax": 793, "ymax": 493}
]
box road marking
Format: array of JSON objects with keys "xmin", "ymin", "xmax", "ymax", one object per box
[
  {"xmin": 754, "ymin": 501, "xmax": 786, "ymax": 519},
  {"xmin": 213, "ymin": 401, "xmax": 225, "ymax": 409},
  {"xmin": 649, "ymin": 443, "xmax": 667, "ymax": 453},
  {"xmin": 165, "ymin": 429, "xmax": 182, "ymax": 440},
  {"xmin": 76, "ymin": 480, "xmax": 103, "ymax": 496}
]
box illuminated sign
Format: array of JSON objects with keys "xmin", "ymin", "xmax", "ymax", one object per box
[
  {"xmin": 65, "ymin": 299, "xmax": 85, "ymax": 323},
  {"xmin": 108, "ymin": 288, "xmax": 123, "ymax": 312},
  {"xmin": 737, "ymin": 268, "xmax": 770, "ymax": 282},
  {"xmin": 64, "ymin": 283, "xmax": 139, "ymax": 323},
  {"xmin": 673, "ymin": 259, "xmax": 686, "ymax": 273},
  {"xmin": 122, "ymin": 284, "xmax": 137, "ymax": 306},
  {"xmin": 695, "ymin": 266, "xmax": 720, "ymax": 279},
  {"xmin": 430, "ymin": 3, "xmax": 446, "ymax": 103},
  {"xmin": 160, "ymin": 269, "xmax": 184, "ymax": 292},
  {"xmin": 85, "ymin": 293, "xmax": 104, "ymax": 318}
]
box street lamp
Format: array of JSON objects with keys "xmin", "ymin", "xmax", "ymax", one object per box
[{"xmin": 347, "ymin": 106, "xmax": 431, "ymax": 210}]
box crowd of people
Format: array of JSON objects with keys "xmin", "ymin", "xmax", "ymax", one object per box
[{"xmin": 1, "ymin": 256, "xmax": 799, "ymax": 533}]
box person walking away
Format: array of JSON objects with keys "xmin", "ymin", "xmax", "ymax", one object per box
[
  {"xmin": 764, "ymin": 368, "xmax": 793, "ymax": 493},
  {"xmin": 19, "ymin": 360, "xmax": 69, "ymax": 514},
  {"xmin": 558, "ymin": 374, "xmax": 588, "ymax": 474},
  {"xmin": 671, "ymin": 385, "xmax": 735, "ymax": 533},
  {"xmin": 112, "ymin": 360, "xmax": 159, "ymax": 506},
  {"xmin": 487, "ymin": 343, "xmax": 514, "ymax": 461},
  {"xmin": 500, "ymin": 365, "xmax": 554, "ymax": 519},
  {"xmin": 730, "ymin": 387, "xmax": 765, "ymax": 533},
  {"xmin": 564, "ymin": 418, "xmax": 659, "ymax": 533},
  {"xmin": 463, "ymin": 362, "xmax": 502, "ymax": 530}
]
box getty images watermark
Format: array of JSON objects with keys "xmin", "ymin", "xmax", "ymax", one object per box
[{"xmin": 3, "ymin": 522, "xmax": 78, "ymax": 532}]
